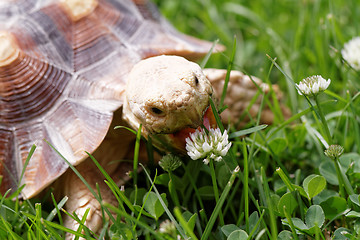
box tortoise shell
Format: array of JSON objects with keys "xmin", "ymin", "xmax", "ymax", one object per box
[{"xmin": 0, "ymin": 0, "xmax": 215, "ymax": 198}]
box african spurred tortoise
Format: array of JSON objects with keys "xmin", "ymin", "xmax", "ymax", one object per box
[{"xmin": 0, "ymin": 0, "xmax": 282, "ymax": 237}]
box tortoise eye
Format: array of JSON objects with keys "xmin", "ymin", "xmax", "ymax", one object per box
[
  {"xmin": 194, "ymin": 75, "xmax": 199, "ymax": 85},
  {"xmin": 151, "ymin": 107, "xmax": 163, "ymax": 115}
]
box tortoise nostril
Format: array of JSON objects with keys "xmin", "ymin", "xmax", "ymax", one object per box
[{"xmin": 151, "ymin": 107, "xmax": 163, "ymax": 115}]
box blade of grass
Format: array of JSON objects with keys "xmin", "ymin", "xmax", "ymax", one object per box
[
  {"xmin": 267, "ymin": 54, "xmax": 318, "ymax": 112},
  {"xmin": 0, "ymin": 214, "xmax": 22, "ymax": 240},
  {"xmin": 229, "ymin": 124, "xmax": 268, "ymax": 139},
  {"xmin": 85, "ymin": 152, "xmax": 135, "ymax": 213},
  {"xmin": 201, "ymin": 166, "xmax": 240, "ymax": 240},
  {"xmin": 324, "ymin": 90, "xmax": 347, "ymax": 103},
  {"xmin": 114, "ymin": 125, "xmax": 137, "ymax": 135},
  {"xmin": 98, "ymin": 220, "xmax": 109, "ymax": 240},
  {"xmin": 174, "ymin": 207, "xmax": 199, "ymax": 240},
  {"xmin": 247, "ymin": 93, "xmax": 284, "ymax": 207},
  {"xmin": 199, "ymin": 0, "xmax": 233, "ymax": 45},
  {"xmin": 132, "ymin": 169, "xmax": 156, "ymax": 233},
  {"xmin": 242, "ymin": 140, "xmax": 249, "ymax": 233},
  {"xmin": 314, "ymin": 95, "xmax": 332, "ymax": 145},
  {"xmin": 183, "ymin": 163, "xmax": 208, "ymax": 223},
  {"xmin": 260, "ymin": 167, "xmax": 278, "ymax": 239},
  {"xmin": 222, "ymin": 175, "xmax": 242, "ymax": 222},
  {"xmin": 294, "ymin": 169, "xmax": 305, "ymax": 221},
  {"xmin": 0, "ymin": 189, "xmax": 14, "ymax": 207},
  {"xmin": 95, "ymin": 183, "xmax": 107, "ymax": 231},
  {"xmin": 236, "ymin": 91, "xmax": 261, "ymax": 126},
  {"xmin": 283, "ymin": 207, "xmax": 300, "ymax": 240},
  {"xmin": 276, "ymin": 168, "xmax": 295, "ymax": 192},
  {"xmin": 131, "ymin": 124, "xmax": 142, "ymax": 220},
  {"xmin": 350, "ymin": 103, "xmax": 360, "ymax": 154},
  {"xmin": 322, "ymin": 208, "xmax": 351, "ymax": 230},
  {"xmin": 27, "ymin": 230, "xmax": 35, "ymax": 240},
  {"xmin": 266, "ymin": 57, "xmax": 284, "ymax": 123},
  {"xmin": 45, "ymin": 140, "xmax": 117, "ymax": 227},
  {"xmin": 337, "ymin": 159, "xmax": 355, "ymax": 196},
  {"xmin": 42, "ymin": 219, "xmax": 89, "ymax": 239},
  {"xmin": 266, "ymin": 54, "xmax": 299, "ymax": 111},
  {"xmin": 209, "ymin": 97, "xmax": 224, "ymax": 132},
  {"xmin": 9, "ymin": 145, "xmax": 37, "ymax": 214},
  {"xmin": 35, "ymin": 203, "xmax": 42, "ymax": 240},
  {"xmin": 220, "ymin": 36, "xmax": 236, "ymax": 108},
  {"xmin": 104, "ymin": 203, "xmax": 167, "ymax": 240},
  {"xmin": 41, "ymin": 221, "xmax": 65, "ymax": 240},
  {"xmin": 200, "ymin": 39, "xmax": 220, "ymax": 69},
  {"xmin": 209, "ymin": 97, "xmax": 239, "ymax": 170},
  {"xmin": 248, "ymin": 209, "xmax": 265, "ymax": 239},
  {"xmin": 133, "ymin": 124, "xmax": 141, "ymax": 187},
  {"xmin": 145, "ymin": 135, "xmax": 155, "ymax": 166},
  {"xmin": 19, "ymin": 144, "xmax": 36, "ymax": 188},
  {"xmin": 140, "ymin": 163, "xmax": 187, "ymax": 239},
  {"xmin": 72, "ymin": 208, "xmax": 92, "ymax": 240},
  {"xmin": 209, "ymin": 160, "xmax": 224, "ymax": 225},
  {"xmin": 103, "ymin": 180, "xmax": 126, "ymax": 212},
  {"xmin": 8, "ymin": 184, "xmax": 25, "ymax": 202},
  {"xmin": 47, "ymin": 194, "xmax": 67, "ymax": 223},
  {"xmin": 45, "ymin": 141, "xmax": 98, "ymax": 199},
  {"xmin": 21, "ymin": 211, "xmax": 52, "ymax": 240},
  {"xmin": 267, "ymin": 99, "xmax": 336, "ymax": 139},
  {"xmin": 168, "ymin": 171, "xmax": 181, "ymax": 208}
]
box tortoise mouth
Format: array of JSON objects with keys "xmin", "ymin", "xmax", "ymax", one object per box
[{"xmin": 167, "ymin": 106, "xmax": 217, "ymax": 153}]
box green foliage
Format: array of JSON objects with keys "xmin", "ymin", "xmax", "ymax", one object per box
[
  {"xmin": 2, "ymin": 0, "xmax": 360, "ymax": 239},
  {"xmin": 303, "ymin": 174, "xmax": 327, "ymax": 200},
  {"xmin": 143, "ymin": 192, "xmax": 167, "ymax": 220},
  {"xmin": 277, "ymin": 230, "xmax": 294, "ymax": 239},
  {"xmin": 278, "ymin": 192, "xmax": 298, "ymax": 217},
  {"xmin": 305, "ymin": 205, "xmax": 325, "ymax": 230},
  {"xmin": 227, "ymin": 229, "xmax": 248, "ymax": 240},
  {"xmin": 221, "ymin": 224, "xmax": 241, "ymax": 237}
]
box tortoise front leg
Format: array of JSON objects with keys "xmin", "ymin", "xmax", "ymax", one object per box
[
  {"xmin": 62, "ymin": 166, "xmax": 106, "ymax": 239},
  {"xmin": 59, "ymin": 114, "xmax": 152, "ymax": 239},
  {"xmin": 60, "ymin": 122, "xmax": 137, "ymax": 239},
  {"xmin": 203, "ymin": 69, "xmax": 289, "ymax": 128},
  {"xmin": 61, "ymin": 160, "xmax": 121, "ymax": 239}
]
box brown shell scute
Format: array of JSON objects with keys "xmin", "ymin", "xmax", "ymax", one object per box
[
  {"xmin": 0, "ymin": 51, "xmax": 72, "ymax": 124},
  {"xmin": 44, "ymin": 100, "xmax": 113, "ymax": 162}
]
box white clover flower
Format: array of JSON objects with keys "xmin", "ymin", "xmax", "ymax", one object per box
[
  {"xmin": 159, "ymin": 219, "xmax": 176, "ymax": 235},
  {"xmin": 341, "ymin": 37, "xmax": 360, "ymax": 71},
  {"xmin": 185, "ymin": 128, "xmax": 232, "ymax": 164},
  {"xmin": 296, "ymin": 75, "xmax": 331, "ymax": 96}
]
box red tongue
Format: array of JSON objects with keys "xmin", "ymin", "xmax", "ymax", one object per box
[
  {"xmin": 202, "ymin": 107, "xmax": 217, "ymax": 130},
  {"xmin": 170, "ymin": 107, "xmax": 217, "ymax": 151}
]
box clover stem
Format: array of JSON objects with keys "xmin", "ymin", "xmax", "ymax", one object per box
[
  {"xmin": 314, "ymin": 95, "xmax": 332, "ymax": 145},
  {"xmin": 168, "ymin": 171, "xmax": 181, "ymax": 208},
  {"xmin": 333, "ymin": 157, "xmax": 346, "ymax": 198},
  {"xmin": 209, "ymin": 160, "xmax": 224, "ymax": 225},
  {"xmin": 333, "ymin": 156, "xmax": 355, "ymax": 196}
]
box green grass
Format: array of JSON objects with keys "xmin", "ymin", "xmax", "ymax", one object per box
[{"xmin": 2, "ymin": 0, "xmax": 360, "ymax": 239}]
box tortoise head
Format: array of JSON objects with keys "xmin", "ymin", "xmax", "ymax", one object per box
[{"xmin": 123, "ymin": 55, "xmax": 217, "ymax": 152}]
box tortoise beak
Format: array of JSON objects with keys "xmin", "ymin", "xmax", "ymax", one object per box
[{"xmin": 168, "ymin": 106, "xmax": 217, "ymax": 153}]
